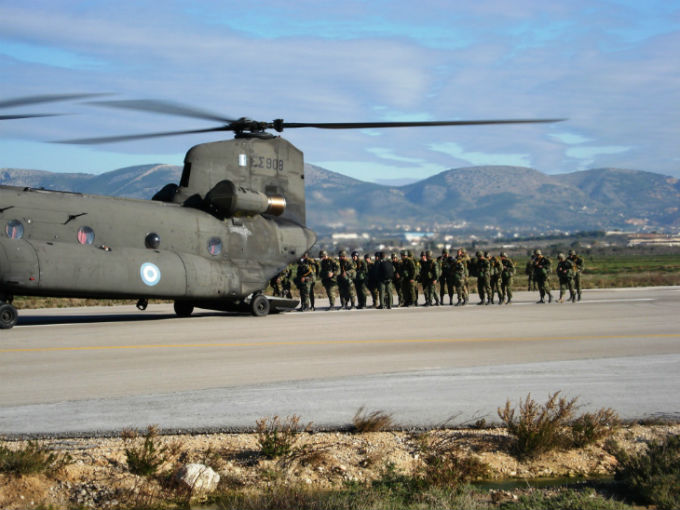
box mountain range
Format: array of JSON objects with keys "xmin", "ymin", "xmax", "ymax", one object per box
[{"xmin": 1, "ymin": 164, "xmax": 678, "ymax": 233}]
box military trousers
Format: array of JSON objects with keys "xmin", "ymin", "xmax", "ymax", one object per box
[
  {"xmin": 378, "ymin": 280, "xmax": 393, "ymax": 309},
  {"xmin": 476, "ymin": 274, "xmax": 492, "ymax": 303},
  {"xmin": 500, "ymin": 274, "xmax": 513, "ymax": 303},
  {"xmin": 297, "ymin": 280, "xmax": 312, "ymax": 310},
  {"xmin": 321, "ymin": 279, "xmax": 338, "ymax": 307}
]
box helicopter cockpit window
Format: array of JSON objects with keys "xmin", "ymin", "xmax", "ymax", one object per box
[
  {"xmin": 77, "ymin": 226, "xmax": 95, "ymax": 245},
  {"xmin": 145, "ymin": 232, "xmax": 161, "ymax": 249},
  {"xmin": 5, "ymin": 220, "xmax": 24, "ymax": 240},
  {"xmin": 208, "ymin": 237, "xmax": 222, "ymax": 256}
]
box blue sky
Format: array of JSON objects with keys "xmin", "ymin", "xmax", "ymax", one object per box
[{"xmin": 1, "ymin": 0, "xmax": 679, "ymax": 182}]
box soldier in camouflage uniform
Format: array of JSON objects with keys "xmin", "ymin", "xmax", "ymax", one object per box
[
  {"xmin": 452, "ymin": 252, "xmax": 469, "ymax": 305},
  {"xmin": 419, "ymin": 250, "xmax": 439, "ymax": 306},
  {"xmin": 525, "ymin": 254, "xmax": 536, "ymax": 291},
  {"xmin": 391, "ymin": 252, "xmax": 403, "ymax": 307},
  {"xmin": 532, "ymin": 249, "xmax": 553, "ymax": 303},
  {"xmin": 499, "ymin": 252, "xmax": 515, "ymax": 304},
  {"xmin": 319, "ymin": 250, "xmax": 340, "ymax": 310},
  {"xmin": 458, "ymin": 248, "xmax": 471, "ymax": 298},
  {"xmin": 366, "ymin": 253, "xmax": 380, "ymax": 308},
  {"xmin": 568, "ymin": 249, "xmax": 584, "ymax": 301},
  {"xmin": 474, "ymin": 251, "xmax": 492, "ymax": 305},
  {"xmin": 352, "ymin": 251, "xmax": 369, "ymax": 309},
  {"xmin": 269, "ymin": 272, "xmax": 283, "ymax": 297},
  {"xmin": 438, "ymin": 249, "xmax": 454, "ymax": 305},
  {"xmin": 556, "ymin": 253, "xmax": 576, "ymax": 303},
  {"xmin": 376, "ymin": 252, "xmax": 395, "ymax": 309},
  {"xmin": 295, "ymin": 256, "xmax": 313, "ymax": 311},
  {"xmin": 400, "ymin": 250, "xmax": 418, "ymax": 307},
  {"xmin": 488, "ymin": 251, "xmax": 502, "ymax": 304},
  {"xmin": 306, "ymin": 254, "xmax": 319, "ymax": 310},
  {"xmin": 337, "ymin": 250, "xmax": 357, "ymax": 309},
  {"xmin": 281, "ymin": 265, "xmax": 293, "ymax": 299}
]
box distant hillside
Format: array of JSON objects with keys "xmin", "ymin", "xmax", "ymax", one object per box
[{"xmin": 2, "ymin": 163, "xmax": 678, "ymax": 232}]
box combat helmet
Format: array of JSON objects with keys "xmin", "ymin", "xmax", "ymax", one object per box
[
  {"xmin": 319, "ymin": 250, "xmax": 327, "ymax": 258},
  {"xmin": 338, "ymin": 250, "xmax": 347, "ymax": 257}
]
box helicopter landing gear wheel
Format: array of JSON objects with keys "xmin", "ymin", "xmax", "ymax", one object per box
[
  {"xmin": 251, "ymin": 294, "xmax": 270, "ymax": 317},
  {"xmin": 0, "ymin": 303, "xmax": 18, "ymax": 329},
  {"xmin": 173, "ymin": 301, "xmax": 194, "ymax": 317}
]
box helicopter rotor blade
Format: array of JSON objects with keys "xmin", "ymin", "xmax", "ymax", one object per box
[
  {"xmin": 0, "ymin": 93, "xmax": 109, "ymax": 109},
  {"xmin": 0, "ymin": 113, "xmax": 60, "ymax": 120},
  {"xmin": 278, "ymin": 118, "xmax": 565, "ymax": 130},
  {"xmin": 88, "ymin": 99, "xmax": 239, "ymax": 124},
  {"xmin": 55, "ymin": 126, "xmax": 232, "ymax": 145}
]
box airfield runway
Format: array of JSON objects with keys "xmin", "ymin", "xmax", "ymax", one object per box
[{"xmin": 1, "ymin": 286, "xmax": 679, "ymax": 436}]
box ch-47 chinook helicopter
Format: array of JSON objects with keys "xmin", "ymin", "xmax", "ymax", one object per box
[{"xmin": 0, "ymin": 96, "xmax": 563, "ymax": 329}]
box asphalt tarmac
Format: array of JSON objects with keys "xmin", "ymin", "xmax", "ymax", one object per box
[{"xmin": 1, "ymin": 287, "xmax": 679, "ymax": 436}]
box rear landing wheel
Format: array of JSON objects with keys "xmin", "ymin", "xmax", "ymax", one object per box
[
  {"xmin": 251, "ymin": 294, "xmax": 270, "ymax": 317},
  {"xmin": 0, "ymin": 303, "xmax": 18, "ymax": 329},
  {"xmin": 174, "ymin": 301, "xmax": 194, "ymax": 317}
]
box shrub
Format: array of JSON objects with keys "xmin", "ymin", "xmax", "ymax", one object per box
[
  {"xmin": 256, "ymin": 415, "xmax": 305, "ymax": 459},
  {"xmin": 421, "ymin": 452, "xmax": 489, "ymax": 486},
  {"xmin": 571, "ymin": 408, "xmax": 620, "ymax": 447},
  {"xmin": 498, "ymin": 487, "xmax": 634, "ymax": 509},
  {"xmin": 498, "ymin": 392, "xmax": 577, "ymax": 459},
  {"xmin": 124, "ymin": 425, "xmax": 167, "ymax": 477},
  {"xmin": 0, "ymin": 441, "xmax": 71, "ymax": 476},
  {"xmin": 613, "ymin": 434, "xmax": 680, "ymax": 510},
  {"xmin": 351, "ymin": 406, "xmax": 394, "ymax": 433}
]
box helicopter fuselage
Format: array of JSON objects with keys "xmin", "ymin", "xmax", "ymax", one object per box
[{"xmin": 0, "ymin": 185, "xmax": 313, "ymax": 304}]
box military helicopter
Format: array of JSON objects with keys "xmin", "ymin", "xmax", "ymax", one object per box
[{"xmin": 0, "ymin": 96, "xmax": 563, "ymax": 329}]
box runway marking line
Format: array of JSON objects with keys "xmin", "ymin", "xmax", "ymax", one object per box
[{"xmin": 2, "ymin": 333, "xmax": 679, "ymax": 354}]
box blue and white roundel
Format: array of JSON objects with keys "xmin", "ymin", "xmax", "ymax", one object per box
[{"xmin": 140, "ymin": 262, "xmax": 161, "ymax": 286}]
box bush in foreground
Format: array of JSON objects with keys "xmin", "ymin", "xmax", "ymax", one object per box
[
  {"xmin": 498, "ymin": 392, "xmax": 620, "ymax": 459},
  {"xmin": 0, "ymin": 441, "xmax": 71, "ymax": 476},
  {"xmin": 498, "ymin": 392, "xmax": 577, "ymax": 459},
  {"xmin": 613, "ymin": 433, "xmax": 680, "ymax": 510}
]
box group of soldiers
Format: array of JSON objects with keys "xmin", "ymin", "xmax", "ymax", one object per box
[{"xmin": 270, "ymin": 248, "xmax": 584, "ymax": 311}]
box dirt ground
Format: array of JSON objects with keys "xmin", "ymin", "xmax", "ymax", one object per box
[{"xmin": 1, "ymin": 423, "xmax": 677, "ymax": 509}]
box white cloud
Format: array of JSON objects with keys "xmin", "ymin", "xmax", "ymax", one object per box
[{"xmin": 429, "ymin": 142, "xmax": 532, "ymax": 168}]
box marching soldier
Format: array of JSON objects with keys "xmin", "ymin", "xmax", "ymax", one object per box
[
  {"xmin": 390, "ymin": 252, "xmax": 403, "ymax": 306},
  {"xmin": 352, "ymin": 251, "xmax": 369, "ymax": 309},
  {"xmin": 457, "ymin": 248, "xmax": 471, "ymax": 299},
  {"xmin": 525, "ymin": 254, "xmax": 536, "ymax": 291},
  {"xmin": 499, "ymin": 252, "xmax": 515, "ymax": 304},
  {"xmin": 419, "ymin": 250, "xmax": 439, "ymax": 306},
  {"xmin": 452, "ymin": 252, "xmax": 468, "ymax": 305},
  {"xmin": 568, "ymin": 249, "xmax": 584, "ymax": 301},
  {"xmin": 295, "ymin": 255, "xmax": 313, "ymax": 311},
  {"xmin": 319, "ymin": 250, "xmax": 340, "ymax": 310},
  {"xmin": 376, "ymin": 252, "xmax": 395, "ymax": 309},
  {"xmin": 474, "ymin": 251, "xmax": 492, "ymax": 305},
  {"xmin": 366, "ymin": 253, "xmax": 380, "ymax": 308},
  {"xmin": 306, "ymin": 253, "xmax": 319, "ymax": 310},
  {"xmin": 488, "ymin": 251, "xmax": 502, "ymax": 304},
  {"xmin": 438, "ymin": 249, "xmax": 455, "ymax": 305},
  {"xmin": 337, "ymin": 250, "xmax": 357, "ymax": 309},
  {"xmin": 532, "ymin": 249, "xmax": 553, "ymax": 303},
  {"xmin": 556, "ymin": 253, "xmax": 576, "ymax": 303},
  {"xmin": 400, "ymin": 250, "xmax": 418, "ymax": 307}
]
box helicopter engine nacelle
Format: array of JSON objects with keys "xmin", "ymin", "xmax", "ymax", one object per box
[{"xmin": 205, "ymin": 180, "xmax": 286, "ymax": 218}]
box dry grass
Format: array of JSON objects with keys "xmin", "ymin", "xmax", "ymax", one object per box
[{"xmin": 351, "ymin": 407, "xmax": 394, "ymax": 433}]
